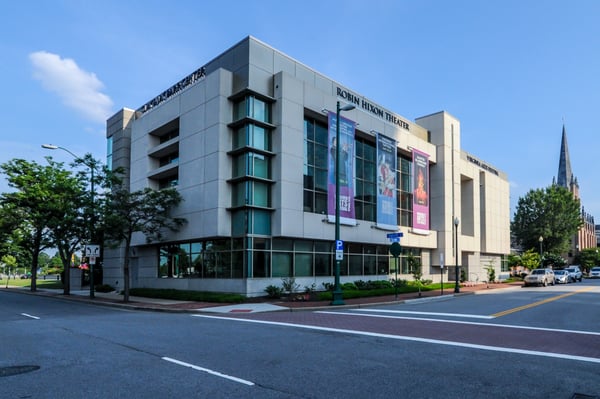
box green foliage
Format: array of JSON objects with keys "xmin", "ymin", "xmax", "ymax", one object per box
[
  {"xmin": 281, "ymin": 277, "xmax": 300, "ymax": 294},
  {"xmin": 512, "ymin": 184, "xmax": 582, "ymax": 254},
  {"xmin": 542, "ymin": 253, "xmax": 566, "ymax": 268},
  {"xmin": 103, "ymin": 185, "xmax": 186, "ymax": 302},
  {"xmin": 484, "ymin": 260, "xmax": 496, "ymax": 283},
  {"xmin": 341, "ymin": 282, "xmax": 357, "ymax": 290},
  {"xmin": 264, "ymin": 284, "xmax": 283, "ymax": 298},
  {"xmin": 95, "ymin": 284, "xmax": 115, "ymax": 293},
  {"xmin": 520, "ymin": 248, "xmax": 542, "ymax": 270},
  {"xmin": 575, "ymin": 248, "xmax": 600, "ymax": 273}
]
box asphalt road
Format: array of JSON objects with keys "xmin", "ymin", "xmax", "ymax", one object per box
[{"xmin": 2, "ymin": 280, "xmax": 600, "ymax": 398}]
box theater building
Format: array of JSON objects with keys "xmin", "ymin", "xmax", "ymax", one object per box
[{"xmin": 104, "ymin": 36, "xmax": 510, "ymax": 296}]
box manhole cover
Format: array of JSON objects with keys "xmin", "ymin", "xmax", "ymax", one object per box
[{"xmin": 0, "ymin": 365, "xmax": 40, "ymax": 377}]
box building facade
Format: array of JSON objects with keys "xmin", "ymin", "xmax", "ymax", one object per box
[{"xmin": 104, "ymin": 36, "xmax": 511, "ymax": 296}]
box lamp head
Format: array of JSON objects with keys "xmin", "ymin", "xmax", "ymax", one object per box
[
  {"xmin": 340, "ymin": 104, "xmax": 355, "ymax": 112},
  {"xmin": 41, "ymin": 144, "xmax": 58, "ymax": 150}
]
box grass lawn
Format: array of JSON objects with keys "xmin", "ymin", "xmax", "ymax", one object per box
[{"xmin": 1, "ymin": 278, "xmax": 63, "ymax": 289}]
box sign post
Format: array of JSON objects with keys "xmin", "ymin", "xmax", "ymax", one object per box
[
  {"xmin": 84, "ymin": 245, "xmax": 100, "ymax": 298},
  {"xmin": 387, "ymin": 232, "xmax": 403, "ymax": 300},
  {"xmin": 440, "ymin": 253, "xmax": 444, "ymax": 296}
]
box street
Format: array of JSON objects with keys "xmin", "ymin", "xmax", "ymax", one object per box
[{"xmin": 2, "ymin": 280, "xmax": 600, "ymax": 398}]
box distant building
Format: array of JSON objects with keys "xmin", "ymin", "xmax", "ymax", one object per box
[
  {"xmin": 555, "ymin": 125, "xmax": 596, "ymax": 262},
  {"xmin": 103, "ymin": 36, "xmax": 510, "ymax": 296}
]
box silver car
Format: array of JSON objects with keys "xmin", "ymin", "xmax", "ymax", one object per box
[
  {"xmin": 553, "ymin": 269, "xmax": 570, "ymax": 284},
  {"xmin": 523, "ymin": 268, "xmax": 555, "ymax": 287}
]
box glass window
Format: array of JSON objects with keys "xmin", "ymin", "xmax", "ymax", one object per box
[
  {"xmin": 303, "ymin": 116, "xmax": 330, "ymax": 213},
  {"xmin": 398, "ymin": 155, "xmax": 413, "ymax": 227},
  {"xmin": 106, "ymin": 136, "xmax": 113, "ymax": 171},
  {"xmin": 295, "ymin": 253, "xmax": 312, "ymax": 277},
  {"xmin": 354, "ymin": 138, "xmax": 376, "ymax": 222},
  {"xmin": 315, "ymin": 253, "xmax": 331, "ymax": 276},
  {"xmin": 272, "ymin": 253, "xmax": 292, "ymax": 277},
  {"xmin": 250, "ymin": 209, "xmax": 271, "ymax": 235}
]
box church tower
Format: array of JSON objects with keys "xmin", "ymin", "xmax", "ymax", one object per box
[
  {"xmin": 555, "ymin": 124, "xmax": 595, "ymax": 263},
  {"xmin": 556, "ymin": 124, "xmax": 579, "ymax": 197}
]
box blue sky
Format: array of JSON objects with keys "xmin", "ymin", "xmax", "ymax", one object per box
[{"xmin": 1, "ymin": 0, "xmax": 599, "ymax": 219}]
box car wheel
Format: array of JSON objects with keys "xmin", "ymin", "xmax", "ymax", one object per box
[{"xmin": 543, "ymin": 279, "xmax": 547, "ymax": 287}]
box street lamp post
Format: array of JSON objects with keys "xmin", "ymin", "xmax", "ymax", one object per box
[
  {"xmin": 332, "ymin": 101, "xmax": 355, "ymax": 306},
  {"xmin": 454, "ymin": 217, "xmax": 460, "ymax": 293},
  {"xmin": 42, "ymin": 144, "xmax": 96, "ymax": 298},
  {"xmin": 539, "ymin": 236, "xmax": 543, "ymax": 267}
]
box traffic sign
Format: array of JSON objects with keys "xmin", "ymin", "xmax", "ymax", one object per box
[
  {"xmin": 335, "ymin": 240, "xmax": 344, "ymax": 260},
  {"xmin": 84, "ymin": 245, "xmax": 100, "ymax": 257},
  {"xmin": 389, "ymin": 242, "xmax": 401, "ymax": 257},
  {"xmin": 386, "ymin": 232, "xmax": 403, "ymax": 242}
]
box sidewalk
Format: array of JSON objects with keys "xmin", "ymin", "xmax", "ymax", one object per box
[{"xmin": 4, "ymin": 282, "xmax": 523, "ymax": 314}]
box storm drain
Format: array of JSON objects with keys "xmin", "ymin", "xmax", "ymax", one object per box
[{"xmin": 0, "ymin": 365, "xmax": 40, "ymax": 377}]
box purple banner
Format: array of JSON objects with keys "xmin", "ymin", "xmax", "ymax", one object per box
[
  {"xmin": 327, "ymin": 112, "xmax": 356, "ymax": 225},
  {"xmin": 376, "ymin": 133, "xmax": 397, "ymax": 229},
  {"xmin": 412, "ymin": 149, "xmax": 430, "ymax": 232}
]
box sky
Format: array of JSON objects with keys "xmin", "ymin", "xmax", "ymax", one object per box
[{"xmin": 1, "ymin": 0, "xmax": 599, "ymax": 219}]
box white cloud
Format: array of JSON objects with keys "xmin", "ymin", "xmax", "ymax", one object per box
[{"xmin": 29, "ymin": 51, "xmax": 113, "ymax": 124}]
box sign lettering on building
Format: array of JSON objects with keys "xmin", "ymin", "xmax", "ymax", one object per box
[{"xmin": 336, "ymin": 87, "xmax": 410, "ymax": 131}]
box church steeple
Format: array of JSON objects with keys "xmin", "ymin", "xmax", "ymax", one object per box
[{"xmin": 557, "ymin": 124, "xmax": 573, "ymax": 189}]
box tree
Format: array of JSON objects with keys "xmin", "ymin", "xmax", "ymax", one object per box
[
  {"xmin": 520, "ymin": 249, "xmax": 541, "ymax": 271},
  {"xmin": 104, "ymin": 186, "xmax": 185, "ymax": 302},
  {"xmin": 408, "ymin": 254, "xmax": 423, "ymax": 297},
  {"xmin": 541, "ymin": 253, "xmax": 566, "ymax": 269},
  {"xmin": 575, "ymin": 248, "xmax": 599, "ymax": 274},
  {"xmin": 43, "ymin": 157, "xmax": 89, "ymax": 295},
  {"xmin": 0, "ymin": 159, "xmax": 63, "ymax": 292},
  {"xmin": 512, "ymin": 185, "xmax": 582, "ymax": 254}
]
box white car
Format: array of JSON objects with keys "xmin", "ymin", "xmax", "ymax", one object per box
[
  {"xmin": 523, "ymin": 268, "xmax": 555, "ymax": 287},
  {"xmin": 589, "ymin": 266, "xmax": 600, "ymax": 279}
]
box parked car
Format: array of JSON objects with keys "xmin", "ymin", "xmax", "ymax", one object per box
[
  {"xmin": 523, "ymin": 268, "xmax": 555, "ymax": 287},
  {"xmin": 565, "ymin": 265, "xmax": 583, "ymax": 282},
  {"xmin": 553, "ymin": 269, "xmax": 570, "ymax": 284},
  {"xmin": 589, "ymin": 266, "xmax": 600, "ymax": 279}
]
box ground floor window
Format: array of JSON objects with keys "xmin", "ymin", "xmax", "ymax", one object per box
[{"xmin": 157, "ymin": 238, "xmax": 420, "ymax": 279}]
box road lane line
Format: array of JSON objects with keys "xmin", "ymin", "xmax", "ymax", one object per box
[
  {"xmin": 192, "ymin": 314, "xmax": 600, "ymax": 364},
  {"xmin": 162, "ymin": 356, "xmax": 254, "ymax": 386},
  {"xmin": 491, "ymin": 287, "xmax": 595, "ymax": 318},
  {"xmin": 21, "ymin": 313, "xmax": 40, "ymax": 320},
  {"xmin": 351, "ymin": 309, "xmax": 495, "ymax": 319},
  {"xmin": 318, "ymin": 311, "xmax": 600, "ymax": 335}
]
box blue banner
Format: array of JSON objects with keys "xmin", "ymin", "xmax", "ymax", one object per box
[{"xmin": 327, "ymin": 112, "xmax": 356, "ymax": 225}]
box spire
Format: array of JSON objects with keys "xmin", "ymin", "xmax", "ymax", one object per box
[{"xmin": 557, "ymin": 124, "xmax": 572, "ymax": 188}]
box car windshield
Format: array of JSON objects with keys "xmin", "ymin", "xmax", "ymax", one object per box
[
  {"xmin": 555, "ymin": 270, "xmax": 566, "ymax": 275},
  {"xmin": 531, "ymin": 269, "xmax": 545, "ymax": 275},
  {"xmin": 592, "ymin": 267, "xmax": 600, "ymax": 271}
]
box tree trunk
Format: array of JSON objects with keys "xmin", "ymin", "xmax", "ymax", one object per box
[{"xmin": 123, "ymin": 239, "xmax": 131, "ymax": 303}]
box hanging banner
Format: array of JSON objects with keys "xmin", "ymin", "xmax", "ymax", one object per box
[
  {"xmin": 327, "ymin": 112, "xmax": 356, "ymax": 225},
  {"xmin": 412, "ymin": 149, "xmax": 430, "ymax": 233},
  {"xmin": 376, "ymin": 133, "xmax": 398, "ymax": 230}
]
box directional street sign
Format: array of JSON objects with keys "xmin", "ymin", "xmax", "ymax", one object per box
[
  {"xmin": 84, "ymin": 245, "xmax": 100, "ymax": 257},
  {"xmin": 386, "ymin": 232, "xmax": 404, "ymax": 243}
]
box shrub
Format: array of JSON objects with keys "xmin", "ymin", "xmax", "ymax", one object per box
[
  {"xmin": 95, "ymin": 284, "xmax": 115, "ymax": 293},
  {"xmin": 281, "ymin": 277, "xmax": 300, "ymax": 294},
  {"xmin": 264, "ymin": 285, "xmax": 283, "ymax": 298}
]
